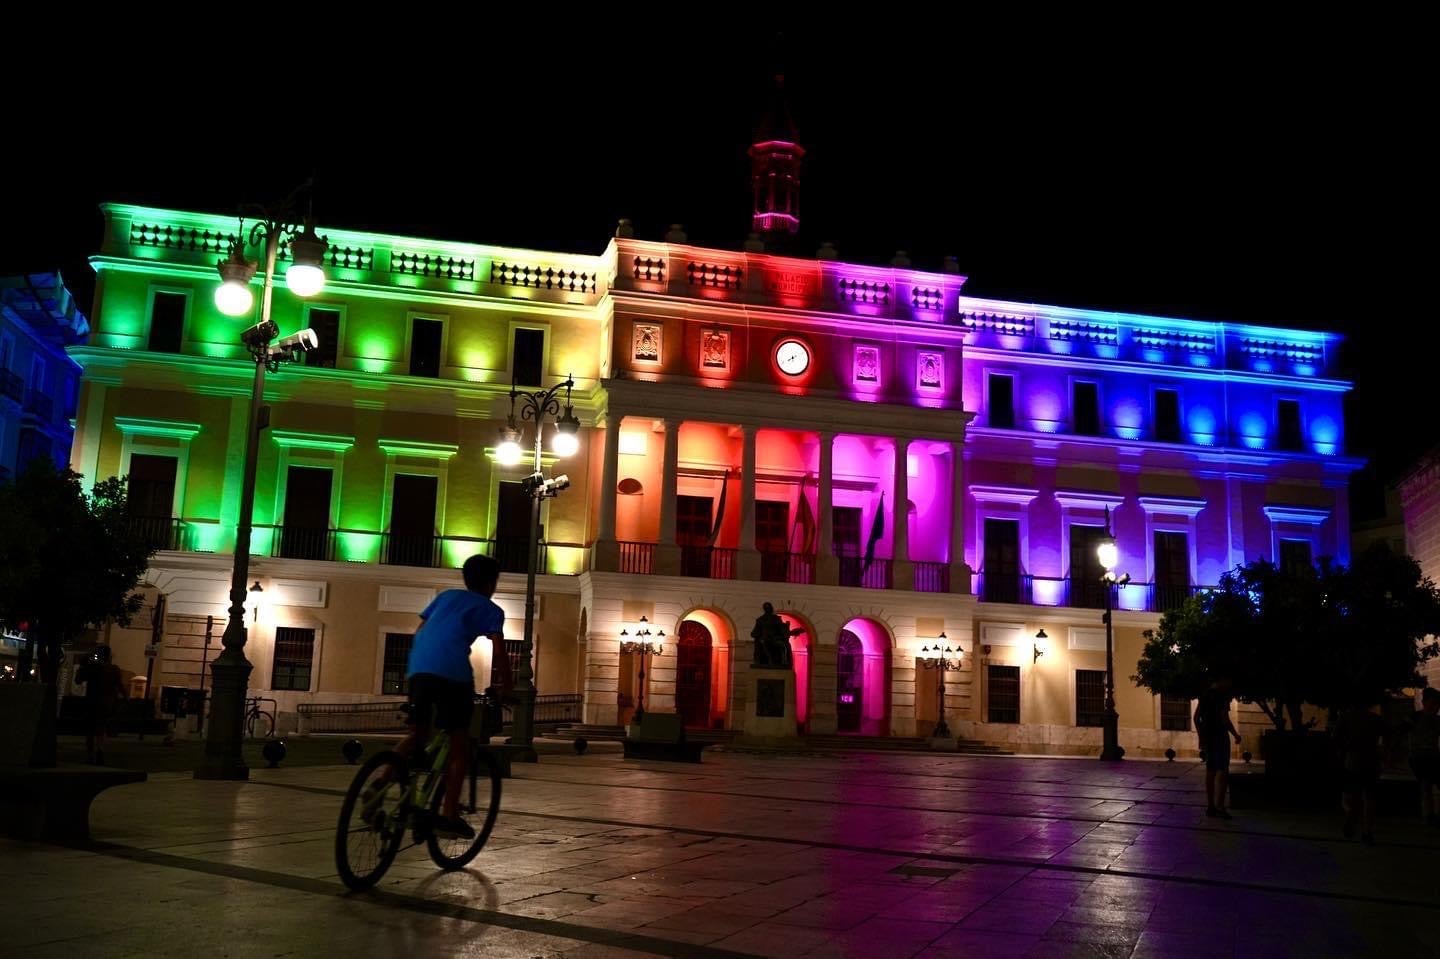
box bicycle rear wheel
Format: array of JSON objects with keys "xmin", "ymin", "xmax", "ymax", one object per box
[
  {"xmin": 336, "ymin": 750, "xmax": 409, "ymax": 890},
  {"xmin": 426, "ymin": 748, "xmax": 502, "ymax": 870}
]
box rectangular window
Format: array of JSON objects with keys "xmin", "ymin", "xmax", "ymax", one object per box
[
  {"xmin": 1154, "ymin": 389, "xmax": 1181, "ymax": 443},
  {"xmin": 1279, "ymin": 538, "xmax": 1313, "ymax": 575},
  {"xmin": 494, "ymin": 481, "xmax": 531, "ymax": 574},
  {"xmin": 1152, "ymin": 530, "xmax": 1191, "ymax": 611},
  {"xmin": 410, "ymin": 318, "xmax": 443, "ymax": 377},
  {"xmin": 280, "ymin": 466, "xmax": 334, "ymax": 561},
  {"xmin": 148, "ymin": 292, "xmax": 186, "ymax": 353},
  {"xmin": 1161, "ymin": 694, "xmax": 1192, "ymax": 732},
  {"xmin": 386, "ymin": 474, "xmax": 439, "ymax": 568},
  {"xmin": 503, "ymin": 639, "xmax": 524, "ymax": 687},
  {"xmin": 304, "ymin": 308, "xmax": 341, "ymax": 369},
  {"xmin": 126, "ymin": 454, "xmax": 179, "ymax": 551},
  {"xmin": 381, "ymin": 632, "xmax": 413, "ymax": 696},
  {"xmin": 1276, "ymin": 399, "xmax": 1303, "ymax": 452},
  {"xmin": 1069, "ymin": 524, "xmax": 1109, "ymax": 609},
  {"xmin": 1075, "ymin": 669, "xmax": 1106, "ymax": 727},
  {"xmin": 513, "ymin": 328, "xmax": 545, "ymax": 387},
  {"xmin": 981, "ymin": 518, "xmax": 1023, "ymax": 603},
  {"xmin": 987, "ymin": 373, "xmax": 1015, "ymax": 429},
  {"xmin": 1072, "ymin": 381, "xmax": 1100, "ymax": 436},
  {"xmin": 271, "ymin": 627, "xmax": 315, "ymax": 691},
  {"xmin": 987, "ymin": 665, "xmax": 1020, "ymax": 724}
]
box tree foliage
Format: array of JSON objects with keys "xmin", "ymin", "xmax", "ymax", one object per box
[
  {"xmin": 1134, "ymin": 546, "xmax": 1440, "ymax": 730},
  {"xmin": 0, "ymin": 459, "xmax": 155, "ymax": 684}
]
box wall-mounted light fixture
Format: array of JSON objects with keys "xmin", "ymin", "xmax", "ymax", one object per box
[
  {"xmin": 246, "ymin": 581, "xmax": 264, "ymax": 623},
  {"xmin": 1033, "ymin": 627, "xmax": 1047, "ymax": 664}
]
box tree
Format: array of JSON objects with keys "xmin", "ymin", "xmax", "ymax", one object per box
[
  {"xmin": 0, "ymin": 459, "xmax": 154, "ymax": 695},
  {"xmin": 1133, "ymin": 547, "xmax": 1440, "ymax": 731}
]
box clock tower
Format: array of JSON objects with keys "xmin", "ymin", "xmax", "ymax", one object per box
[{"xmin": 749, "ymin": 73, "xmax": 804, "ymax": 245}]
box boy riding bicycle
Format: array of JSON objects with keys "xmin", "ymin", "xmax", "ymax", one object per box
[{"xmin": 374, "ymin": 554, "xmax": 511, "ymax": 839}]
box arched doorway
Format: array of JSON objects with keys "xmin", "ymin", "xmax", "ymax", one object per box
[
  {"xmin": 838, "ymin": 618, "xmax": 891, "ymax": 736},
  {"xmin": 675, "ymin": 620, "xmax": 713, "ymax": 728}
]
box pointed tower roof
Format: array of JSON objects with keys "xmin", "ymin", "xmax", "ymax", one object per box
[{"xmin": 754, "ymin": 73, "xmax": 800, "ymax": 146}]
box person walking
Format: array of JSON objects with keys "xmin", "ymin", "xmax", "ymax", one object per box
[
  {"xmin": 1336, "ymin": 702, "xmax": 1387, "ymax": 845},
  {"xmin": 76, "ymin": 645, "xmax": 124, "ymax": 765}
]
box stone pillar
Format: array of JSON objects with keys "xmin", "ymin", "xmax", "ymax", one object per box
[
  {"xmin": 816, "ymin": 431, "xmax": 838, "ymax": 586},
  {"xmin": 583, "ymin": 632, "xmax": 620, "ymax": 726},
  {"xmin": 737, "ymin": 424, "xmax": 760, "ymax": 580},
  {"xmin": 948, "ymin": 441, "xmax": 971, "ymax": 593},
  {"xmin": 591, "ymin": 411, "xmax": 622, "ymax": 572},
  {"xmin": 655, "ymin": 419, "xmax": 681, "ymax": 575},
  {"xmin": 892, "ymin": 436, "xmax": 914, "ymax": 590}
]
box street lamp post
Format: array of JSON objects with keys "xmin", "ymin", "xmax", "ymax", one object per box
[
  {"xmin": 619, "ymin": 617, "xmax": 664, "ymax": 724},
  {"xmin": 918, "ymin": 633, "xmax": 962, "ymax": 738},
  {"xmin": 495, "ymin": 378, "xmax": 579, "ymax": 758},
  {"xmin": 1096, "ymin": 507, "xmax": 1130, "ymax": 762},
  {"xmin": 196, "ymin": 196, "xmax": 327, "ymax": 781}
]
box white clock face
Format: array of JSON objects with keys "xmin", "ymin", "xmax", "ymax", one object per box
[{"xmin": 776, "ymin": 339, "xmax": 811, "ymax": 376}]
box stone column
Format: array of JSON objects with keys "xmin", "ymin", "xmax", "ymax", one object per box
[
  {"xmin": 948, "ymin": 441, "xmax": 971, "ymax": 593},
  {"xmin": 655, "ymin": 419, "xmax": 681, "ymax": 575},
  {"xmin": 816, "ymin": 431, "xmax": 838, "ymax": 586},
  {"xmin": 808, "ymin": 641, "xmax": 838, "ymax": 734},
  {"xmin": 591, "ymin": 411, "xmax": 622, "ymax": 572},
  {"xmin": 737, "ymin": 424, "xmax": 760, "ymax": 580},
  {"xmin": 892, "ymin": 436, "xmax": 914, "ymax": 590}
]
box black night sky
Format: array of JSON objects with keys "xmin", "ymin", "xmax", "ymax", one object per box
[{"xmin": 2, "ymin": 22, "xmax": 1427, "ymax": 517}]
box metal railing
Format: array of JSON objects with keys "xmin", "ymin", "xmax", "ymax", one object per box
[
  {"xmin": 1067, "ymin": 576, "xmax": 1110, "ymax": 610},
  {"xmin": 618, "ymin": 541, "xmax": 655, "ymax": 574},
  {"xmin": 24, "ymin": 389, "xmax": 53, "ymax": 421},
  {"xmin": 975, "ymin": 571, "xmax": 1033, "ymax": 604},
  {"xmin": 381, "ymin": 531, "xmax": 441, "ymax": 568},
  {"xmin": 127, "ymin": 514, "xmax": 184, "ymax": 552},
  {"xmin": 273, "ymin": 526, "xmax": 338, "ymax": 562},
  {"xmin": 761, "ymin": 551, "xmax": 815, "ymax": 584},
  {"xmin": 912, "ymin": 561, "xmax": 950, "ymax": 594},
  {"xmin": 680, "ymin": 545, "xmax": 736, "ymax": 579},
  {"xmin": 0, "ymin": 370, "xmax": 22, "ymax": 403},
  {"xmin": 838, "ymin": 556, "xmax": 892, "ymax": 589},
  {"xmin": 1146, "ymin": 582, "xmax": 1198, "ymax": 613}
]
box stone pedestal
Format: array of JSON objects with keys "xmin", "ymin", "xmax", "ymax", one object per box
[{"xmin": 742, "ymin": 665, "xmax": 798, "ymax": 739}]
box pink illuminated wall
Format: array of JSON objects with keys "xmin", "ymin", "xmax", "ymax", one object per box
[
  {"xmin": 841, "ymin": 618, "xmax": 891, "ymax": 736},
  {"xmin": 780, "ymin": 612, "xmax": 811, "ymax": 727}
]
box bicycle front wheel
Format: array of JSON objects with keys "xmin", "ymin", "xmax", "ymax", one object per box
[
  {"xmin": 426, "ymin": 748, "xmax": 502, "ymax": 870},
  {"xmin": 336, "ymin": 750, "xmax": 409, "ymax": 891},
  {"xmin": 247, "ymin": 710, "xmax": 275, "ymax": 739}
]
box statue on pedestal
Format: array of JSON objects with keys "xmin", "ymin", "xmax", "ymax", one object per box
[{"xmin": 751, "ymin": 602, "xmax": 803, "ymax": 669}]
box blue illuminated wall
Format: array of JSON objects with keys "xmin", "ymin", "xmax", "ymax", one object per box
[
  {"xmin": 0, "ymin": 273, "xmax": 88, "ymax": 480},
  {"xmin": 959, "ymin": 297, "xmax": 1358, "ymax": 604}
]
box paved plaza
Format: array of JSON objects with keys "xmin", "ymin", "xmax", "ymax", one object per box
[{"xmin": 7, "ymin": 747, "xmax": 1440, "ymax": 958}]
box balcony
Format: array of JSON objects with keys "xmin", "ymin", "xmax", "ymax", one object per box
[
  {"xmin": 618, "ymin": 541, "xmax": 655, "ymax": 574},
  {"xmin": 23, "ymin": 389, "xmax": 53, "ymax": 423},
  {"xmin": 274, "ymin": 526, "xmax": 338, "ymax": 562},
  {"xmin": 838, "ymin": 556, "xmax": 892, "ymax": 590},
  {"xmin": 913, "ymin": 561, "xmax": 950, "ymax": 594},
  {"xmin": 127, "ymin": 515, "xmax": 184, "ymax": 552},
  {"xmin": 761, "ymin": 551, "xmax": 815, "ymax": 585},
  {"xmin": 0, "ymin": 370, "xmax": 22, "ymax": 403},
  {"xmin": 976, "ymin": 571, "xmax": 1033, "ymax": 605},
  {"xmin": 680, "ymin": 545, "xmax": 736, "ymax": 579}
]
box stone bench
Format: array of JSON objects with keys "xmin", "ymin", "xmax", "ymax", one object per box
[
  {"xmin": 622, "ymin": 712, "xmax": 707, "ymax": 763},
  {"xmin": 0, "ymin": 765, "xmax": 146, "ymax": 841}
]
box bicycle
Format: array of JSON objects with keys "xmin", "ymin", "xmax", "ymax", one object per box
[
  {"xmin": 245, "ymin": 696, "xmax": 277, "ymax": 739},
  {"xmin": 334, "ymin": 695, "xmax": 503, "ymax": 891}
]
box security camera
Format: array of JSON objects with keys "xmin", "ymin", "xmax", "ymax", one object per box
[
  {"xmin": 240, "ymin": 319, "xmax": 280, "ymax": 348},
  {"xmin": 542, "ymin": 474, "xmax": 571, "ymax": 496},
  {"xmin": 266, "ymin": 329, "xmax": 320, "ymax": 362}
]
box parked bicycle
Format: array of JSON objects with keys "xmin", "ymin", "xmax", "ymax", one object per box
[
  {"xmin": 244, "ymin": 696, "xmax": 277, "ymax": 739},
  {"xmin": 334, "ymin": 695, "xmax": 502, "ymax": 890}
]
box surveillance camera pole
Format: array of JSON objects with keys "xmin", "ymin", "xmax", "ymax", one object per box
[
  {"xmin": 506, "ymin": 378, "xmax": 575, "ymax": 759},
  {"xmin": 197, "ymin": 203, "xmax": 325, "ymax": 781}
]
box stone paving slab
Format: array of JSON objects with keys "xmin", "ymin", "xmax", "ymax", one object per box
[{"xmin": 5, "ymin": 751, "xmax": 1440, "ymax": 957}]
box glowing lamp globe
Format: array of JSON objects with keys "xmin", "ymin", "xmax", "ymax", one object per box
[
  {"xmin": 1096, "ymin": 537, "xmax": 1119, "ymax": 572},
  {"xmin": 285, "ymin": 262, "xmax": 325, "ymax": 297},
  {"xmin": 215, "ymin": 280, "xmax": 254, "ymax": 317},
  {"xmin": 551, "ymin": 425, "xmax": 580, "ymax": 458},
  {"xmin": 496, "ymin": 425, "xmax": 523, "ymax": 466}
]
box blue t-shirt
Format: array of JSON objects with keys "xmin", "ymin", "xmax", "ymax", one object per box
[{"xmin": 407, "ymin": 589, "xmax": 505, "ymax": 684}]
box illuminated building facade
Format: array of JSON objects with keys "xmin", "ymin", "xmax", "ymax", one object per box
[
  {"xmin": 1, "ymin": 272, "xmax": 87, "ymax": 481},
  {"xmin": 71, "ymin": 164, "xmax": 1358, "ymax": 754}
]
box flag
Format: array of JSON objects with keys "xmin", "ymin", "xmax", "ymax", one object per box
[
  {"xmin": 791, "ymin": 473, "xmax": 817, "ymax": 555},
  {"xmin": 708, "ymin": 468, "xmax": 730, "ymax": 547},
  {"xmin": 862, "ymin": 492, "xmax": 885, "ymax": 572}
]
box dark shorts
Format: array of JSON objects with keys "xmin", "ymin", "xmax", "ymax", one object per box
[
  {"xmin": 1204, "ymin": 735, "xmax": 1232, "ymax": 771},
  {"xmin": 407, "ymin": 674, "xmax": 474, "ymax": 732},
  {"xmin": 1412, "ymin": 755, "xmax": 1440, "ymax": 785}
]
